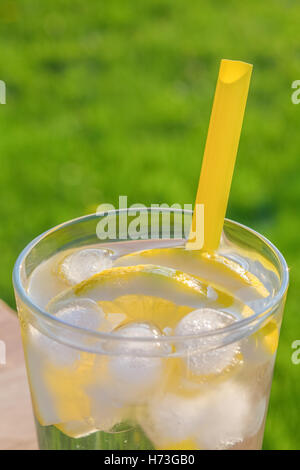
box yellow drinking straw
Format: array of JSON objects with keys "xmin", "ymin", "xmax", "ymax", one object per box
[{"xmin": 187, "ymin": 59, "xmax": 253, "ymax": 251}]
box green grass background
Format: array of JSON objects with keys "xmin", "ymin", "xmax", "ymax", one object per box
[{"xmin": 0, "ymin": 0, "xmax": 299, "ymax": 449}]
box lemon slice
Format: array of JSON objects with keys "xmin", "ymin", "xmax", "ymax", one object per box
[
  {"xmin": 98, "ymin": 295, "xmax": 193, "ymax": 331},
  {"xmin": 48, "ymin": 264, "xmax": 218, "ymax": 312},
  {"xmin": 115, "ymin": 247, "xmax": 269, "ymax": 303},
  {"xmin": 26, "ymin": 349, "xmax": 95, "ymax": 430},
  {"xmin": 47, "ymin": 264, "xmax": 243, "ymax": 332},
  {"xmin": 75, "ymin": 264, "xmax": 207, "ymax": 298},
  {"xmin": 43, "ymin": 351, "xmax": 94, "ymax": 425}
]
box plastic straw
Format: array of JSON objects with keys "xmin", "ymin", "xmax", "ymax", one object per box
[{"xmin": 187, "ymin": 59, "xmax": 253, "ymax": 251}]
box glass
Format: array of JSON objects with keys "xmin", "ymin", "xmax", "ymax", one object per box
[{"xmin": 13, "ymin": 208, "xmax": 289, "ymax": 450}]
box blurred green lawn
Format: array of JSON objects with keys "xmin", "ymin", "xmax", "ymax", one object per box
[{"xmin": 0, "ymin": 0, "xmax": 299, "ymax": 449}]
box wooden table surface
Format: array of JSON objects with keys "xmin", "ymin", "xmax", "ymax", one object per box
[{"xmin": 0, "ymin": 301, "xmax": 38, "ymax": 450}]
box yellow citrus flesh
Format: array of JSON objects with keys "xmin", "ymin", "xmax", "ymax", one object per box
[
  {"xmin": 97, "ymin": 294, "xmax": 193, "ymax": 331},
  {"xmin": 258, "ymin": 319, "xmax": 279, "ymax": 355},
  {"xmin": 44, "ymin": 352, "xmax": 95, "ymax": 424}
]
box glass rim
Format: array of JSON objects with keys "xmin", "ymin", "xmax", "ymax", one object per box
[{"xmin": 13, "ymin": 208, "xmax": 289, "ymax": 345}]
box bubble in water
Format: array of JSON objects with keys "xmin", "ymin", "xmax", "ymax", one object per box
[
  {"xmin": 59, "ymin": 248, "xmax": 113, "ymax": 285},
  {"xmin": 175, "ymin": 308, "xmax": 239, "ymax": 375}
]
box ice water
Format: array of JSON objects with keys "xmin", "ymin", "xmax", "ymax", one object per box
[{"xmin": 19, "ymin": 238, "xmax": 283, "ymax": 450}]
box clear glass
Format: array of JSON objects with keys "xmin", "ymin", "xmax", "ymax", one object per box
[{"xmin": 13, "ymin": 209, "xmax": 289, "ymax": 450}]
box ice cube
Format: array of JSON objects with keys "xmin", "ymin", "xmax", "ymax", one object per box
[
  {"xmin": 24, "ymin": 335, "xmax": 62, "ymax": 426},
  {"xmin": 25, "ymin": 300, "xmax": 107, "ymax": 427},
  {"xmin": 175, "ymin": 308, "xmax": 239, "ymax": 375},
  {"xmin": 86, "ymin": 322, "xmax": 166, "ymax": 431},
  {"xmin": 163, "ymin": 327, "xmax": 173, "ymax": 336},
  {"xmin": 197, "ymin": 381, "xmax": 267, "ymax": 449},
  {"xmin": 141, "ymin": 380, "xmax": 266, "ymax": 450},
  {"xmin": 140, "ymin": 393, "xmax": 202, "ymax": 447},
  {"xmin": 25, "ymin": 322, "xmax": 84, "ymax": 426},
  {"xmin": 59, "ymin": 248, "xmax": 113, "ymax": 285},
  {"xmin": 87, "ymin": 382, "xmax": 127, "ymax": 432},
  {"xmin": 86, "ymin": 322, "xmax": 168, "ymax": 431},
  {"xmin": 29, "ymin": 299, "xmax": 106, "ymax": 367},
  {"xmin": 28, "ymin": 323, "xmax": 80, "ymax": 367},
  {"xmin": 49, "ymin": 298, "xmax": 106, "ymax": 332},
  {"xmin": 107, "ymin": 322, "xmax": 167, "ymax": 404}
]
